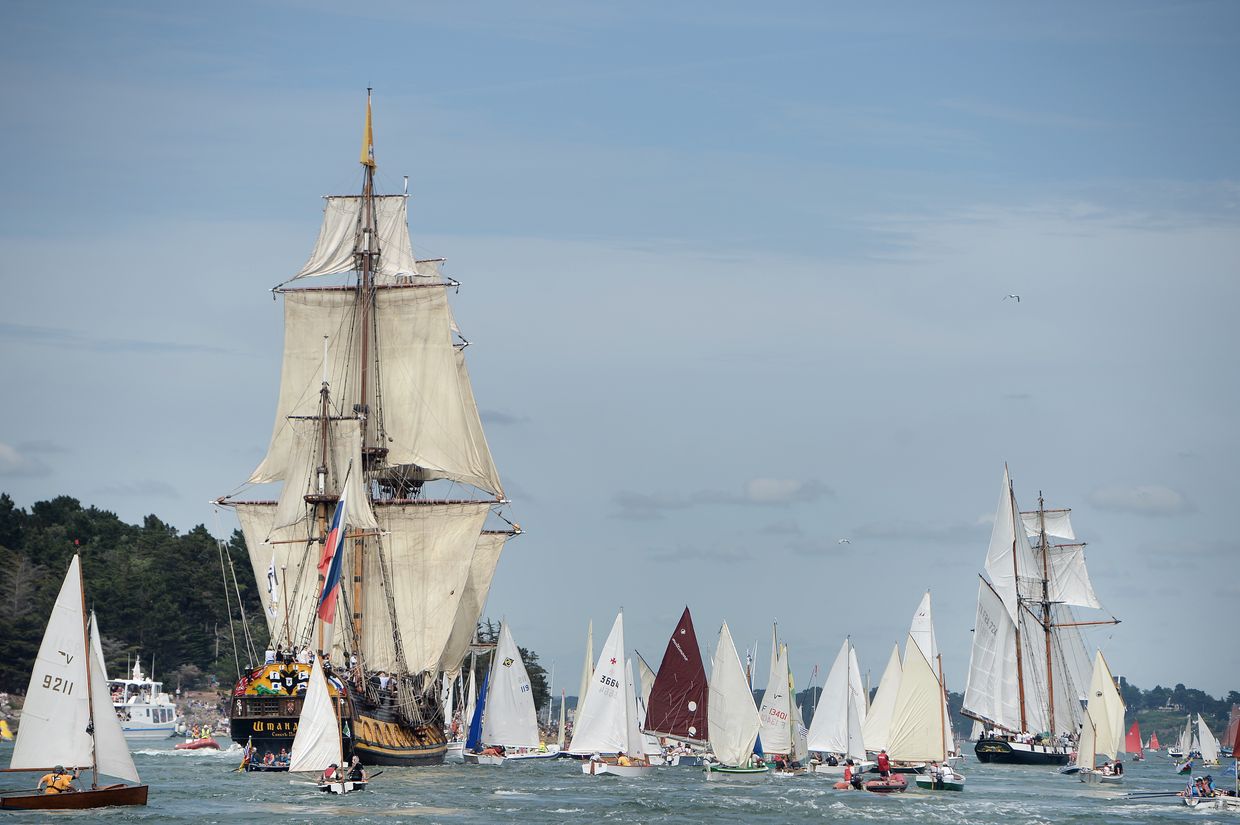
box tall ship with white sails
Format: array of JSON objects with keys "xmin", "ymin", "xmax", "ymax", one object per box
[
  {"xmin": 963, "ymin": 466, "xmax": 1116, "ymax": 765},
  {"xmin": 217, "ymin": 92, "xmax": 517, "ymax": 766}
]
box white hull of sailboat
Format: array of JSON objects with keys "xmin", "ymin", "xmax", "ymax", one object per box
[
  {"xmin": 1183, "ymin": 796, "xmax": 1240, "ymax": 811},
  {"xmin": 463, "ymin": 752, "xmax": 505, "ymax": 765},
  {"xmin": 811, "ymin": 760, "xmax": 875, "ymax": 776},
  {"xmin": 507, "ymin": 747, "xmax": 562, "ymax": 761},
  {"xmin": 914, "ymin": 773, "xmax": 966, "ymax": 791},
  {"xmin": 1078, "ymin": 768, "xmax": 1124, "ymax": 785},
  {"xmin": 583, "ymin": 759, "xmax": 655, "ymax": 777},
  {"xmin": 705, "ymin": 763, "xmax": 771, "ymax": 780}
]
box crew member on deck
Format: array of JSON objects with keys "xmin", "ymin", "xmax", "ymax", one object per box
[{"xmin": 38, "ymin": 766, "xmax": 77, "ymax": 794}]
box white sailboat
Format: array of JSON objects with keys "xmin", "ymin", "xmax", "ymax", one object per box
[
  {"xmin": 807, "ymin": 639, "xmax": 868, "ymax": 776},
  {"xmin": 886, "ymin": 632, "xmax": 961, "ymax": 791},
  {"xmin": 289, "ymin": 655, "xmax": 365, "ymax": 793},
  {"xmin": 705, "ymin": 622, "xmax": 768, "ymax": 779},
  {"xmin": 1198, "ymin": 714, "xmax": 1221, "ymax": 765},
  {"xmin": 1076, "ymin": 650, "xmax": 1125, "ymax": 785},
  {"xmin": 757, "ymin": 627, "xmax": 793, "ymax": 760},
  {"xmin": 465, "ymin": 621, "xmax": 558, "ymax": 764},
  {"xmin": 862, "ymin": 643, "xmax": 902, "ymax": 755},
  {"xmin": 572, "ymin": 613, "xmax": 653, "ymax": 776},
  {"xmin": 1, "ymin": 555, "xmax": 147, "ymax": 811},
  {"xmin": 964, "ymin": 466, "xmax": 1109, "ymax": 766}
]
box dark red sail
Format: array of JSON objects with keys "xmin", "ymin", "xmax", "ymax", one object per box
[{"xmin": 644, "ymin": 607, "xmax": 709, "ymax": 743}]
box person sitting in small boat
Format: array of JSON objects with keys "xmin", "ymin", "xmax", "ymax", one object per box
[
  {"xmin": 537, "ymin": 741, "xmax": 548, "ymax": 753},
  {"xmin": 38, "ymin": 766, "xmax": 77, "ymax": 794},
  {"xmin": 276, "ymin": 748, "xmax": 289, "ymax": 766},
  {"xmin": 939, "ymin": 763, "xmax": 957, "ymax": 783},
  {"xmin": 1099, "ymin": 761, "xmax": 1113, "ymax": 775},
  {"xmin": 617, "ymin": 754, "xmax": 633, "ymax": 767},
  {"xmin": 347, "ymin": 756, "xmax": 366, "ymax": 782},
  {"xmin": 1112, "ymin": 760, "xmax": 1123, "ymax": 776},
  {"xmin": 876, "ymin": 749, "xmax": 891, "ymax": 778},
  {"xmin": 321, "ymin": 764, "xmax": 343, "ymax": 783},
  {"xmin": 480, "ymin": 745, "xmax": 505, "ymax": 757},
  {"xmin": 261, "ymin": 751, "xmax": 275, "ymax": 766}
]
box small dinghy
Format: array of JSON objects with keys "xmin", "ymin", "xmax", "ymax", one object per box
[
  {"xmin": 174, "ymin": 738, "xmax": 220, "ymax": 751},
  {"xmin": 318, "ymin": 779, "xmax": 367, "ymax": 795},
  {"xmin": 863, "ymin": 773, "xmax": 908, "ymax": 793}
]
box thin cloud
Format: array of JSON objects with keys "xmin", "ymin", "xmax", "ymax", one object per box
[
  {"xmin": 481, "ymin": 409, "xmax": 529, "ymax": 426},
  {"xmin": 646, "ymin": 543, "xmax": 750, "ymax": 565},
  {"xmin": 1087, "ymin": 484, "xmax": 1192, "ymax": 516},
  {"xmin": 0, "ymin": 442, "xmax": 56, "ymax": 478},
  {"xmin": 612, "ymin": 478, "xmax": 832, "ymax": 520},
  {"xmin": 0, "ymin": 322, "xmax": 228, "ymax": 355}
]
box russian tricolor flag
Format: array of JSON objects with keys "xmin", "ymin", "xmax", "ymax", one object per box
[{"xmin": 317, "ymin": 485, "xmax": 349, "ymax": 624}]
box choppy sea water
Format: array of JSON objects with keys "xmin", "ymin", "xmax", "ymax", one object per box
[{"xmin": 0, "ymin": 738, "xmax": 1230, "ymax": 824}]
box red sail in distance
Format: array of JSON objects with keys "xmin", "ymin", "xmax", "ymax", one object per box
[
  {"xmin": 644, "ymin": 607, "xmax": 709, "ymax": 744},
  {"xmin": 1149, "ymin": 731, "xmax": 1160, "ymax": 750},
  {"xmin": 1125, "ymin": 722, "xmax": 1143, "ymax": 755}
]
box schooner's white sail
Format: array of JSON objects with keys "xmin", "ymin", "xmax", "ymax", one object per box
[
  {"xmin": 963, "ymin": 466, "xmax": 1114, "ymax": 765},
  {"xmin": 480, "ymin": 622, "xmax": 540, "ymax": 749},
  {"xmin": 707, "ymin": 622, "xmax": 761, "ymax": 768},
  {"xmin": 569, "ymin": 613, "xmax": 628, "ymax": 755},
  {"xmin": 862, "ymin": 643, "xmax": 902, "ymax": 753},
  {"xmin": 288, "ymin": 656, "xmax": 342, "ymax": 773}
]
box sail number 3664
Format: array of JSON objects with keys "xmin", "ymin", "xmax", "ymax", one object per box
[{"xmin": 42, "ymin": 674, "xmax": 74, "ymax": 695}]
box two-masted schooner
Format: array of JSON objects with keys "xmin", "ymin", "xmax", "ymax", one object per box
[
  {"xmin": 963, "ymin": 466, "xmax": 1117, "ymax": 765},
  {"xmin": 218, "ymin": 92, "xmax": 517, "ymax": 766}
]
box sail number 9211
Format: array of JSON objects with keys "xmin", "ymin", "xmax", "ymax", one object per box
[{"xmin": 43, "ymin": 675, "xmax": 74, "ymax": 695}]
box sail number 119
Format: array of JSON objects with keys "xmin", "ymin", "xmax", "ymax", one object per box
[{"xmin": 42, "ymin": 675, "xmax": 74, "ymax": 695}]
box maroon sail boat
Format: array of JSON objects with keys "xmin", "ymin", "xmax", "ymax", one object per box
[{"xmin": 643, "ymin": 607, "xmax": 709, "ymax": 763}]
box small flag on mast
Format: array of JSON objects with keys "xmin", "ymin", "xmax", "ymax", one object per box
[
  {"xmin": 361, "ymin": 90, "xmax": 375, "ymax": 168},
  {"xmin": 266, "ymin": 550, "xmax": 280, "ymax": 619}
]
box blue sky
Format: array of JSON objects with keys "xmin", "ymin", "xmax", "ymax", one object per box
[{"xmin": 2, "ymin": 1, "xmax": 1237, "ymax": 698}]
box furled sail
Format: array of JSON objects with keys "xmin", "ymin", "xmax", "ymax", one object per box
[
  {"xmin": 251, "ymin": 286, "xmax": 503, "ymax": 498},
  {"xmin": 361, "ymin": 502, "xmax": 490, "ymax": 674},
  {"xmin": 707, "ymin": 621, "xmax": 760, "ymax": 767},
  {"xmin": 645, "ymin": 607, "xmax": 708, "ymax": 744},
  {"xmin": 481, "ymin": 621, "xmax": 540, "ymax": 748},
  {"xmin": 292, "ymin": 195, "xmax": 420, "ymax": 282},
  {"xmin": 439, "ymin": 530, "xmax": 511, "ymax": 673}
]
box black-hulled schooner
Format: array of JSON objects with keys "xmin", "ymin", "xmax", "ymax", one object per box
[
  {"xmin": 962, "ymin": 466, "xmax": 1117, "ymax": 765},
  {"xmin": 218, "ymin": 93, "xmax": 517, "ymax": 766}
]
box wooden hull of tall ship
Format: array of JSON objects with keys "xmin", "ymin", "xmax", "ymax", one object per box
[
  {"xmin": 0, "ymin": 784, "xmax": 149, "ymax": 811},
  {"xmin": 349, "ymin": 692, "xmax": 447, "ymax": 767},
  {"xmin": 973, "ymin": 736, "xmax": 1071, "ymax": 765},
  {"xmin": 229, "ymin": 661, "xmax": 356, "ymax": 769}
]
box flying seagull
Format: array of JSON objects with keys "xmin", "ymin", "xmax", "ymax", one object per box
[
  {"xmin": 1004, "ymin": 294, "xmax": 1021, "ymax": 302},
  {"xmin": 837, "ymin": 538, "xmax": 851, "ymax": 544}
]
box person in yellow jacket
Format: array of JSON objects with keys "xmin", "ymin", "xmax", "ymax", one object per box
[{"xmin": 38, "ymin": 766, "xmax": 77, "ymax": 794}]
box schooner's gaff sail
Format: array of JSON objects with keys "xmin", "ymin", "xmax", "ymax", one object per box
[
  {"xmin": 220, "ymin": 93, "xmax": 517, "ymax": 767},
  {"xmin": 964, "ymin": 466, "xmax": 1115, "ymax": 766}
]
